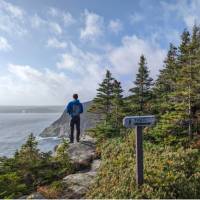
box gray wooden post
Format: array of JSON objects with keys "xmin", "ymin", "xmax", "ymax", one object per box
[
  {"xmin": 123, "ymin": 115, "xmax": 155, "ymax": 187},
  {"xmin": 135, "ymin": 126, "xmax": 143, "ymax": 186}
]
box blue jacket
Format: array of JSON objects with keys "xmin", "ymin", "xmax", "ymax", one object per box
[{"xmin": 65, "ymin": 99, "xmax": 83, "ymax": 117}]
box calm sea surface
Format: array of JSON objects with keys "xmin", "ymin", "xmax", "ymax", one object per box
[{"xmin": 0, "ymin": 113, "xmax": 62, "ymax": 157}]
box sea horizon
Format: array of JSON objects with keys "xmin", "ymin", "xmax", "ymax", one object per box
[{"xmin": 0, "ymin": 109, "xmax": 63, "ymax": 157}]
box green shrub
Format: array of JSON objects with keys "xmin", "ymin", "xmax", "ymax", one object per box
[
  {"xmin": 87, "ymin": 131, "xmax": 200, "ymax": 199},
  {"xmin": 0, "ymin": 172, "xmax": 28, "ymax": 199},
  {"xmin": 0, "ymin": 135, "xmax": 74, "ymax": 199}
]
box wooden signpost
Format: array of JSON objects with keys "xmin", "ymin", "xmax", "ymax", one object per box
[{"xmin": 123, "ymin": 115, "xmax": 155, "ymax": 187}]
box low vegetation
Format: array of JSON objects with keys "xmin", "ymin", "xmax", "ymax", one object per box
[
  {"xmin": 0, "ymin": 134, "xmax": 74, "ymax": 199},
  {"xmin": 87, "ymin": 132, "xmax": 200, "ymax": 199},
  {"xmin": 37, "ymin": 180, "xmax": 65, "ymax": 199}
]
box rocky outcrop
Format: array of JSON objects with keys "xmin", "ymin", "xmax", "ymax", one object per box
[
  {"xmin": 27, "ymin": 135, "xmax": 101, "ymax": 199},
  {"xmin": 40, "ymin": 101, "xmax": 100, "ymax": 137},
  {"xmin": 61, "ymin": 135, "xmax": 101, "ymax": 199},
  {"xmin": 67, "ymin": 137, "xmax": 97, "ymax": 170},
  {"xmin": 26, "ymin": 192, "xmax": 45, "ymax": 199},
  {"xmin": 62, "ymin": 159, "xmax": 101, "ymax": 199}
]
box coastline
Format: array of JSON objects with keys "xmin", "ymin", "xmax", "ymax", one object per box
[{"xmin": 0, "ymin": 112, "xmax": 62, "ymax": 157}]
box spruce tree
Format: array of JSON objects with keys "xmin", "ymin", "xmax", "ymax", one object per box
[
  {"xmin": 186, "ymin": 25, "xmax": 200, "ymax": 136},
  {"xmin": 189, "ymin": 25, "xmax": 200, "ymax": 112},
  {"xmin": 155, "ymin": 43, "xmax": 177, "ymax": 95},
  {"xmin": 154, "ymin": 26, "xmax": 200, "ymax": 138},
  {"xmin": 153, "ymin": 43, "xmax": 178, "ymax": 115},
  {"xmin": 175, "ymin": 28, "xmax": 198, "ymax": 137},
  {"xmin": 89, "ymin": 70, "xmax": 114, "ymax": 123},
  {"xmin": 154, "ymin": 29, "xmax": 193, "ymax": 137},
  {"xmin": 129, "ymin": 55, "xmax": 153, "ymax": 114},
  {"xmin": 111, "ymin": 80, "xmax": 124, "ymax": 129},
  {"xmin": 18, "ymin": 133, "xmax": 40, "ymax": 162}
]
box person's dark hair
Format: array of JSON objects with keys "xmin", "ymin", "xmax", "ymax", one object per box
[{"xmin": 73, "ymin": 94, "xmax": 78, "ymax": 100}]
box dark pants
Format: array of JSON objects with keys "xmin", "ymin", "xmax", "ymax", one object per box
[{"xmin": 70, "ymin": 116, "xmax": 80, "ymax": 142}]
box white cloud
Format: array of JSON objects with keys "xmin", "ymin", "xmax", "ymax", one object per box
[
  {"xmin": 47, "ymin": 38, "xmax": 67, "ymax": 49},
  {"xmin": 48, "ymin": 7, "xmax": 75, "ymax": 26},
  {"xmin": 31, "ymin": 14, "xmax": 43, "ymax": 27},
  {"xmin": 31, "ymin": 14, "xmax": 46, "ymax": 28},
  {"xmin": 80, "ymin": 10, "xmax": 104, "ymax": 40},
  {"xmin": 0, "ymin": 62, "xmax": 103, "ymax": 105},
  {"xmin": 31, "ymin": 14, "xmax": 62, "ymax": 35},
  {"xmin": 0, "ymin": 36, "xmax": 12, "ymax": 51},
  {"xmin": 48, "ymin": 7, "xmax": 58, "ymax": 17},
  {"xmin": 0, "ymin": 40, "xmax": 108, "ymax": 105},
  {"xmin": 108, "ymin": 35, "xmax": 166, "ymax": 78},
  {"xmin": 49, "ymin": 22, "xmax": 62, "ymax": 34},
  {"xmin": 8, "ymin": 64, "xmax": 42, "ymax": 81},
  {"xmin": 57, "ymin": 43, "xmax": 106, "ymax": 77},
  {"xmin": 161, "ymin": 0, "xmax": 200, "ymax": 29},
  {"xmin": 130, "ymin": 13, "xmax": 144, "ymax": 24},
  {"xmin": 145, "ymin": 26, "xmax": 181, "ymax": 47},
  {"xmin": 63, "ymin": 12, "xmax": 75, "ymax": 26},
  {"xmin": 0, "ymin": 64, "xmax": 70, "ymax": 105},
  {"xmin": 0, "ymin": 0, "xmax": 27, "ymax": 35},
  {"xmin": 0, "ymin": 34, "xmax": 167, "ymax": 105},
  {"xmin": 57, "ymin": 53, "xmax": 76, "ymax": 70},
  {"xmin": 55, "ymin": 43, "xmax": 107, "ymax": 101},
  {"xmin": 108, "ymin": 19, "xmax": 123, "ymax": 34},
  {"xmin": 0, "ymin": 0, "xmax": 24, "ymax": 18}
]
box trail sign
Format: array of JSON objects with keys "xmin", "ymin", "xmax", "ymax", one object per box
[
  {"xmin": 123, "ymin": 115, "xmax": 155, "ymax": 187},
  {"xmin": 123, "ymin": 115, "xmax": 155, "ymax": 128}
]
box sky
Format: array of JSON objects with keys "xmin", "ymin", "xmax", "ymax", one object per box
[{"xmin": 0, "ymin": 0, "xmax": 199, "ymax": 105}]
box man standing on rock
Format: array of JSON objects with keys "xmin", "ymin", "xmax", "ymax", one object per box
[{"xmin": 66, "ymin": 94, "xmax": 83, "ymax": 143}]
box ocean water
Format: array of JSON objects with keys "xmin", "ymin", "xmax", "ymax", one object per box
[{"xmin": 0, "ymin": 113, "xmax": 63, "ymax": 157}]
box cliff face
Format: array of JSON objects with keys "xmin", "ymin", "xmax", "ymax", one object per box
[{"xmin": 40, "ymin": 101, "xmax": 100, "ymax": 137}]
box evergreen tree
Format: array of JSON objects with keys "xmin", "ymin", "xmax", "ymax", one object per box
[
  {"xmin": 155, "ymin": 43, "xmax": 178, "ymax": 96},
  {"xmin": 111, "ymin": 80, "xmax": 124, "ymax": 129},
  {"xmin": 153, "ymin": 29, "xmax": 192, "ymax": 137},
  {"xmin": 189, "ymin": 25, "xmax": 200, "ymax": 115},
  {"xmin": 153, "ymin": 43, "xmax": 178, "ymax": 115},
  {"xmin": 17, "ymin": 133, "xmax": 40, "ymax": 164},
  {"xmin": 175, "ymin": 28, "xmax": 200, "ymax": 137},
  {"xmin": 89, "ymin": 70, "xmax": 114, "ymax": 123},
  {"xmin": 152, "ymin": 26, "xmax": 200, "ymax": 138},
  {"xmin": 129, "ymin": 55, "xmax": 153, "ymax": 114}
]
